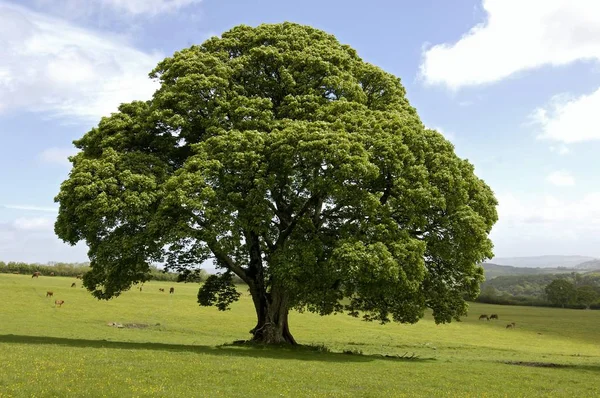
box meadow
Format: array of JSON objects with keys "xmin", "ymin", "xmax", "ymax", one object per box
[{"xmin": 0, "ymin": 273, "xmax": 598, "ymax": 397}]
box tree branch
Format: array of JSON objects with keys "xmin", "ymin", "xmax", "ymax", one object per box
[
  {"xmin": 206, "ymin": 238, "xmax": 252, "ymax": 286},
  {"xmin": 274, "ymin": 195, "xmax": 319, "ymax": 249},
  {"xmin": 380, "ymin": 171, "xmax": 393, "ymax": 205}
]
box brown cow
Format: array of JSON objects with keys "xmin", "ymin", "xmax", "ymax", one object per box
[
  {"xmin": 76, "ymin": 274, "xmax": 83, "ymax": 279},
  {"xmin": 71, "ymin": 282, "xmax": 76, "ymax": 288},
  {"xmin": 490, "ymin": 314, "xmax": 499, "ymax": 320},
  {"xmin": 479, "ymin": 314, "xmax": 489, "ymax": 321},
  {"xmin": 159, "ymin": 288, "xmax": 165, "ymax": 292},
  {"xmin": 32, "ymin": 272, "xmax": 41, "ymax": 278},
  {"xmin": 50, "ymin": 272, "xmax": 55, "ymax": 276},
  {"xmin": 55, "ymin": 300, "xmax": 65, "ymax": 307},
  {"xmin": 46, "ymin": 291, "xmax": 54, "ymax": 298},
  {"xmin": 169, "ymin": 287, "xmax": 174, "ymax": 294}
]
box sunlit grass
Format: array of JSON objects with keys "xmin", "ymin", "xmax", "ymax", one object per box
[{"xmin": 0, "ymin": 273, "xmax": 599, "ymax": 397}]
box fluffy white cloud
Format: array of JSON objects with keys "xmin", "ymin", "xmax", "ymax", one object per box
[
  {"xmin": 100, "ymin": 0, "xmax": 202, "ymax": 15},
  {"xmin": 420, "ymin": 0, "xmax": 600, "ymax": 89},
  {"xmin": 33, "ymin": 0, "xmax": 201, "ymax": 17},
  {"xmin": 12, "ymin": 217, "xmax": 54, "ymax": 231},
  {"xmin": 0, "ymin": 2, "xmax": 161, "ymax": 121},
  {"xmin": 0, "ymin": 217, "xmax": 88, "ymax": 262},
  {"xmin": 546, "ymin": 171, "xmax": 575, "ymax": 187},
  {"xmin": 491, "ymin": 192, "xmax": 600, "ymax": 256},
  {"xmin": 549, "ymin": 145, "xmax": 570, "ymax": 155},
  {"xmin": 533, "ymin": 88, "xmax": 600, "ymax": 143},
  {"xmin": 39, "ymin": 147, "xmax": 79, "ymax": 166}
]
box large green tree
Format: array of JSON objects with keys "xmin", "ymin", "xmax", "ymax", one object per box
[
  {"xmin": 545, "ymin": 279, "xmax": 576, "ymax": 308},
  {"xmin": 55, "ymin": 23, "xmax": 498, "ymax": 344},
  {"xmin": 575, "ymin": 285, "xmax": 598, "ymax": 308}
]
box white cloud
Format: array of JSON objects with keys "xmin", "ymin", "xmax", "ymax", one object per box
[
  {"xmin": 0, "ymin": 2, "xmax": 161, "ymax": 121},
  {"xmin": 12, "ymin": 217, "xmax": 54, "ymax": 231},
  {"xmin": 0, "ymin": 218, "xmax": 88, "ymax": 262},
  {"xmin": 533, "ymin": 88, "xmax": 600, "ymax": 143},
  {"xmin": 33, "ymin": 0, "xmax": 201, "ymax": 17},
  {"xmin": 40, "ymin": 147, "xmax": 79, "ymax": 166},
  {"xmin": 497, "ymin": 192, "xmax": 600, "ymax": 228},
  {"xmin": 2, "ymin": 205, "xmax": 58, "ymax": 212},
  {"xmin": 491, "ymin": 192, "xmax": 600, "ymax": 256},
  {"xmin": 100, "ymin": 0, "xmax": 202, "ymax": 15},
  {"xmin": 549, "ymin": 145, "xmax": 570, "ymax": 155},
  {"xmin": 420, "ymin": 0, "xmax": 600, "ymax": 89},
  {"xmin": 546, "ymin": 171, "xmax": 575, "ymax": 187}
]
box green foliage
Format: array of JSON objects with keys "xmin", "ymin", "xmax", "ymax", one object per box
[
  {"xmin": 545, "ymin": 279, "xmax": 577, "ymax": 308},
  {"xmin": 0, "ymin": 261, "xmax": 90, "ymax": 277},
  {"xmin": 176, "ymin": 268, "xmax": 209, "ymax": 283},
  {"xmin": 55, "ymin": 23, "xmax": 497, "ymax": 336},
  {"xmin": 478, "ymin": 272, "xmax": 600, "ymax": 307},
  {"xmin": 197, "ymin": 272, "xmax": 241, "ymax": 310},
  {"xmin": 575, "ymin": 285, "xmax": 599, "ymax": 308},
  {"xmin": 0, "ymin": 261, "xmax": 179, "ymax": 282}
]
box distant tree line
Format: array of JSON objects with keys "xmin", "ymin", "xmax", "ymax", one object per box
[
  {"xmin": 476, "ymin": 272, "xmax": 600, "ymax": 309},
  {"xmin": 0, "ymin": 261, "xmax": 191, "ymax": 282}
]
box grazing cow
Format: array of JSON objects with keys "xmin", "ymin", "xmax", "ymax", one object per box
[
  {"xmin": 71, "ymin": 282, "xmax": 76, "ymax": 288},
  {"xmin": 511, "ymin": 322, "xmax": 516, "ymax": 327},
  {"xmin": 490, "ymin": 314, "xmax": 499, "ymax": 320},
  {"xmin": 159, "ymin": 288, "xmax": 165, "ymax": 292},
  {"xmin": 76, "ymin": 274, "xmax": 83, "ymax": 280},
  {"xmin": 479, "ymin": 314, "xmax": 489, "ymax": 321},
  {"xmin": 50, "ymin": 272, "xmax": 55, "ymax": 277},
  {"xmin": 32, "ymin": 272, "xmax": 41, "ymax": 278},
  {"xmin": 506, "ymin": 323, "xmax": 513, "ymax": 329},
  {"xmin": 46, "ymin": 291, "xmax": 53, "ymax": 298},
  {"xmin": 55, "ymin": 300, "xmax": 65, "ymax": 307},
  {"xmin": 169, "ymin": 287, "xmax": 175, "ymax": 294}
]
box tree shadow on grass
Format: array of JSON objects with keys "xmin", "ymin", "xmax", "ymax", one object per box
[
  {"xmin": 500, "ymin": 360, "xmax": 600, "ymax": 373},
  {"xmin": 0, "ymin": 334, "xmax": 432, "ymax": 364}
]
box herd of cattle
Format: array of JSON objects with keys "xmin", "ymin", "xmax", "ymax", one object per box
[
  {"xmin": 478, "ymin": 313, "xmax": 517, "ymax": 329},
  {"xmin": 30, "ymin": 272, "xmax": 175, "ymax": 307}
]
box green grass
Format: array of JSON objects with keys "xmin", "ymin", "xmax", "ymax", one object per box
[{"xmin": 0, "ymin": 274, "xmax": 599, "ymax": 397}]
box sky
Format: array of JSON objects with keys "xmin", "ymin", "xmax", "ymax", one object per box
[{"xmin": 1, "ymin": 0, "xmax": 599, "ymax": 263}]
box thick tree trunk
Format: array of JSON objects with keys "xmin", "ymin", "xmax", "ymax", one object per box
[{"xmin": 249, "ymin": 287, "xmax": 297, "ymax": 345}]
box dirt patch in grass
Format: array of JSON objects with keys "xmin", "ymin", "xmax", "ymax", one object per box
[
  {"xmin": 106, "ymin": 322, "xmax": 156, "ymax": 329},
  {"xmin": 124, "ymin": 323, "xmax": 150, "ymax": 329}
]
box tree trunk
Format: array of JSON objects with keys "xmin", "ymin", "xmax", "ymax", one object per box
[{"xmin": 249, "ymin": 287, "xmax": 297, "ymax": 345}]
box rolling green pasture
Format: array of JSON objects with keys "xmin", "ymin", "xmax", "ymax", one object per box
[{"xmin": 0, "ymin": 273, "xmax": 598, "ymax": 397}]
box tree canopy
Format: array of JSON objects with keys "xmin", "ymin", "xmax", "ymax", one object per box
[
  {"xmin": 55, "ymin": 22, "xmax": 498, "ymax": 344},
  {"xmin": 545, "ymin": 279, "xmax": 577, "ymax": 308}
]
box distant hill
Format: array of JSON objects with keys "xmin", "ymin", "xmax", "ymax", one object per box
[
  {"xmin": 489, "ymin": 255, "xmax": 596, "ymax": 268},
  {"xmin": 481, "ymin": 263, "xmax": 576, "ymax": 279},
  {"xmin": 575, "ymin": 259, "xmax": 600, "ymax": 270}
]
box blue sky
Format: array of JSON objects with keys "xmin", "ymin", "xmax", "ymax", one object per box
[{"xmin": 1, "ymin": 0, "xmax": 599, "ymax": 263}]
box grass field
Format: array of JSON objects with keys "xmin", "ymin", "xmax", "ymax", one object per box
[{"xmin": 0, "ymin": 273, "xmax": 598, "ymax": 397}]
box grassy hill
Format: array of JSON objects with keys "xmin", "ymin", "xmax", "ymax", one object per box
[
  {"xmin": 481, "ymin": 263, "xmax": 576, "ymax": 279},
  {"xmin": 490, "ymin": 255, "xmax": 596, "ymax": 268},
  {"xmin": 575, "ymin": 259, "xmax": 600, "ymax": 270},
  {"xmin": 1, "ymin": 274, "xmax": 600, "ymax": 397}
]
